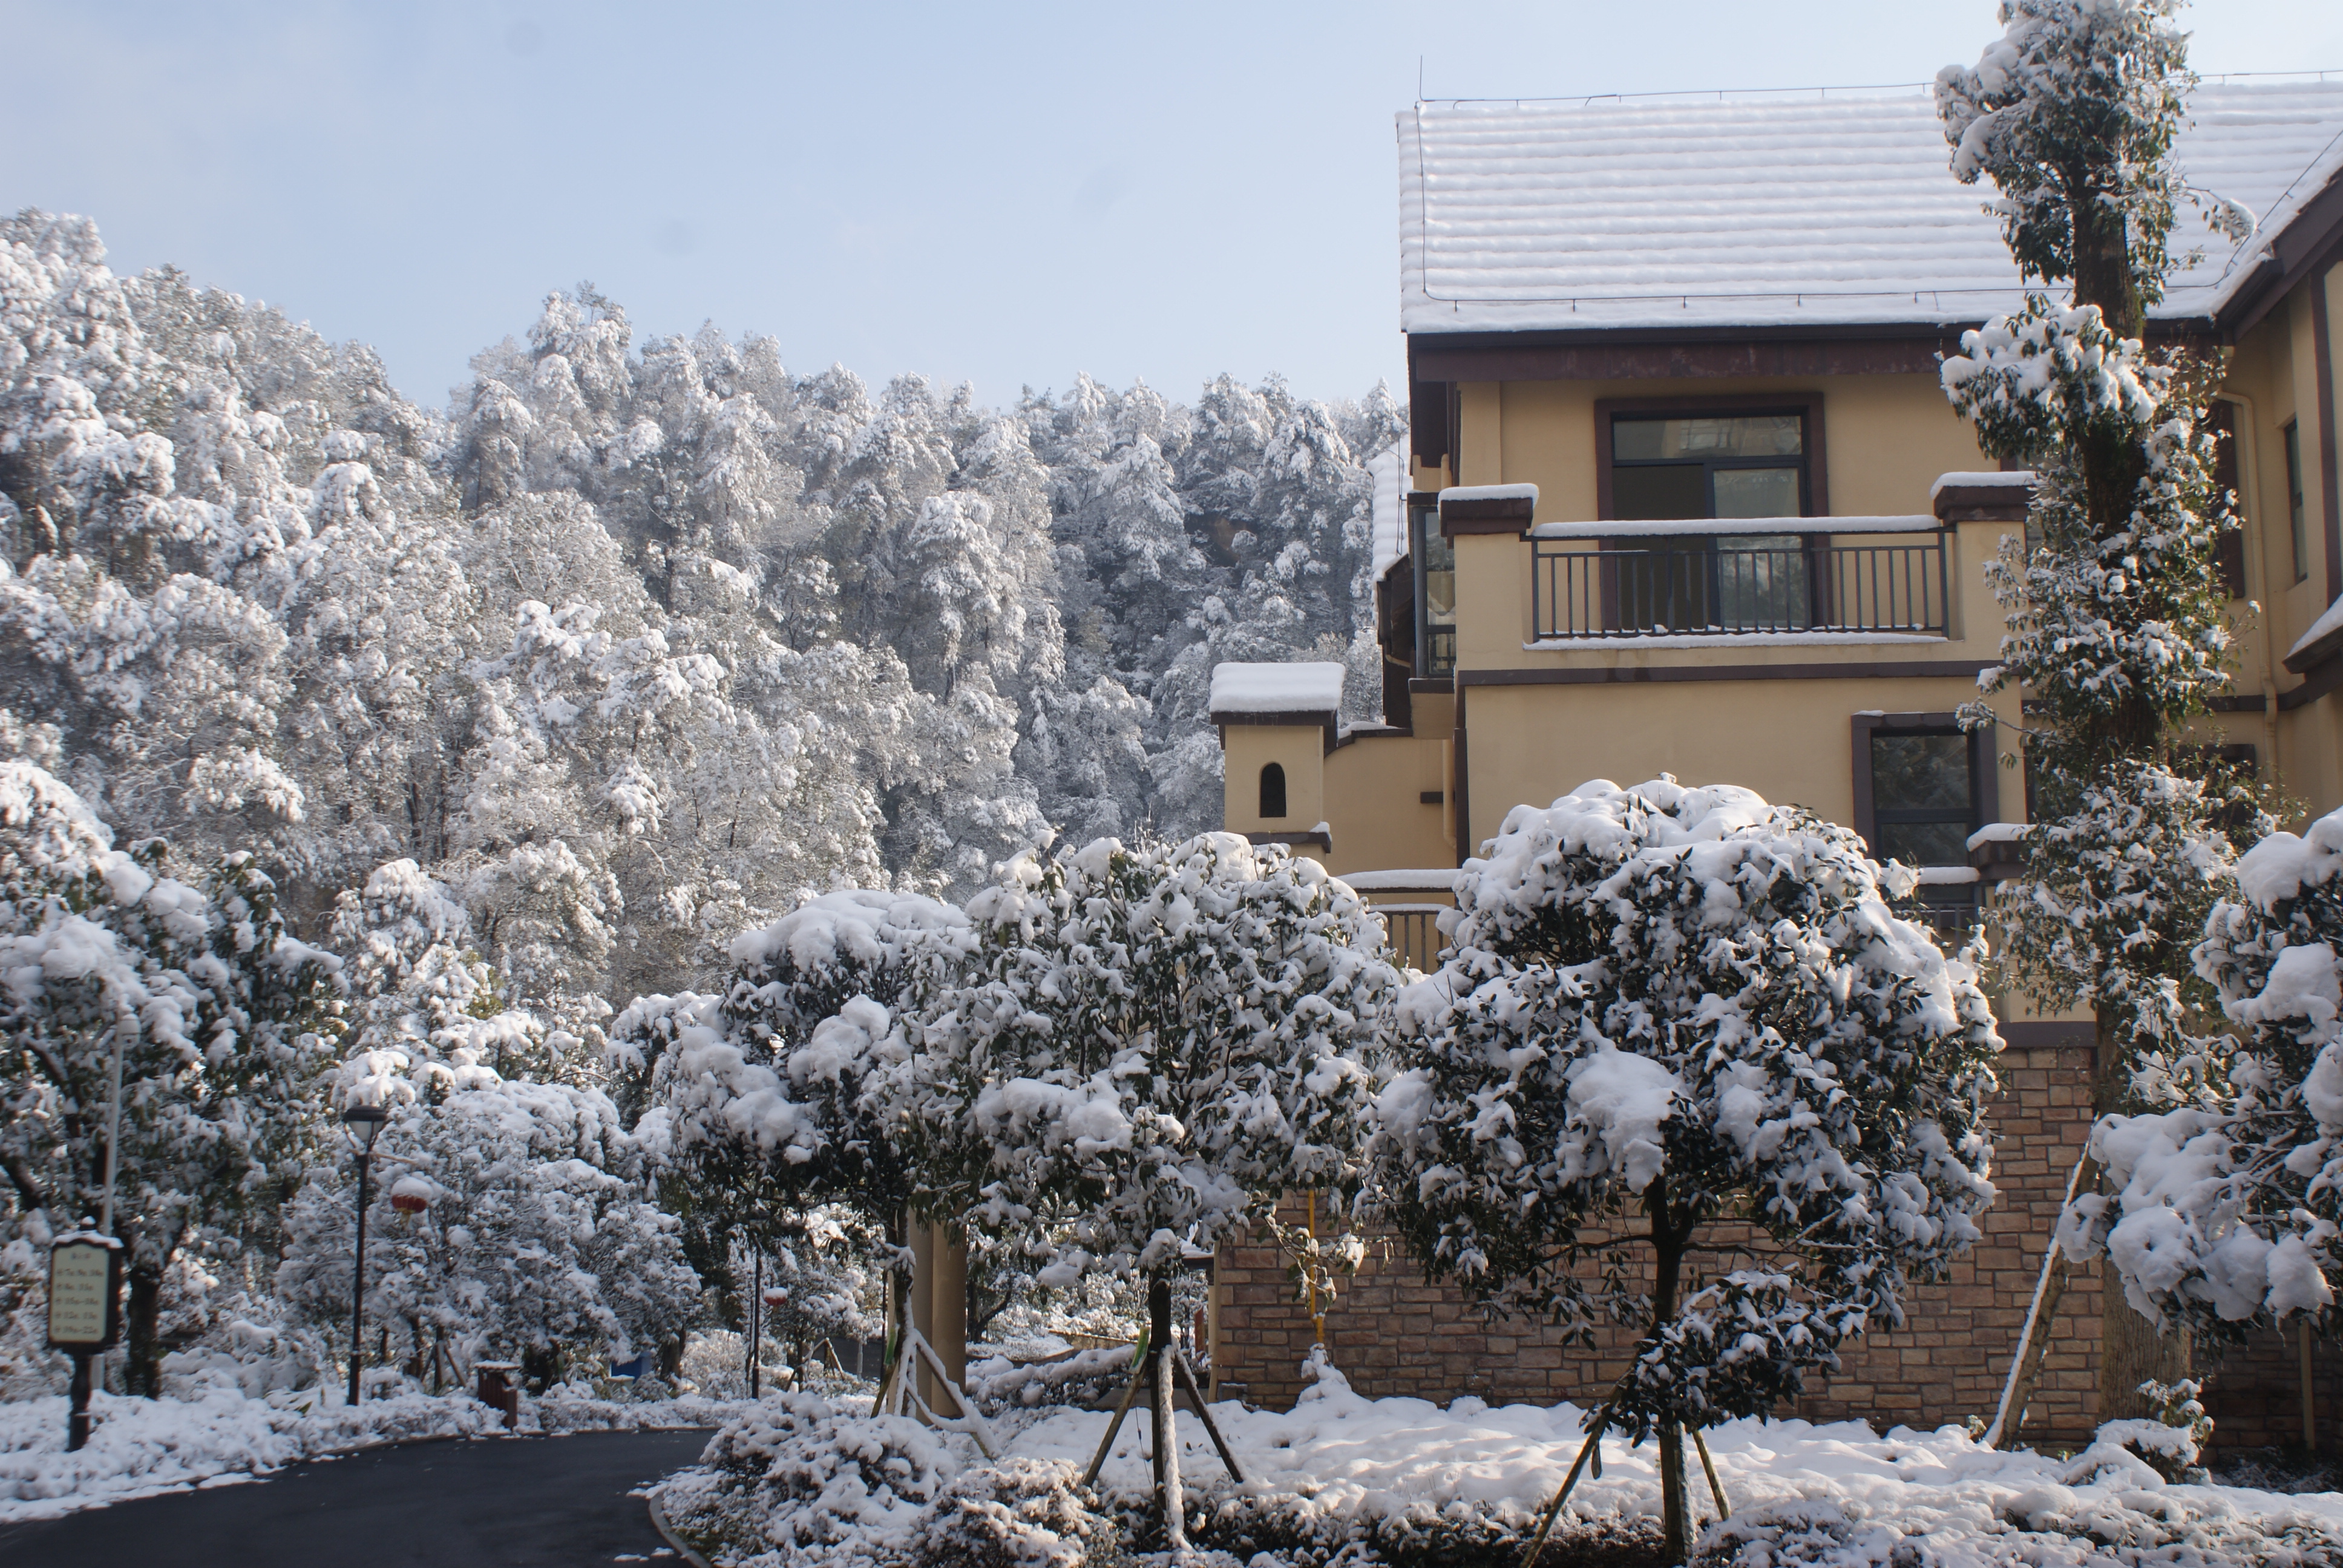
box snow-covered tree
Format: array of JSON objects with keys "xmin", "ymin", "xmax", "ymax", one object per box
[
  {"xmin": 902, "ymin": 834, "xmax": 1394, "ymax": 1293},
  {"xmin": 1937, "ymin": 0, "xmax": 2256, "ymax": 1415},
  {"xmin": 0, "ymin": 760, "xmax": 344, "ymax": 1391},
  {"xmin": 1372, "ymin": 779, "xmax": 1999, "ymax": 1560},
  {"xmin": 611, "ymin": 890, "xmax": 975, "ymax": 1339},
  {"xmin": 277, "ymin": 1069, "xmax": 698, "ymax": 1387},
  {"xmin": 2060, "ymin": 805, "xmax": 2343, "ymax": 1342}
]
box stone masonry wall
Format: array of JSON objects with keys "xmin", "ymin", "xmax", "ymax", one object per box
[{"xmin": 1213, "ymin": 1043, "xmax": 2330, "ymax": 1456}]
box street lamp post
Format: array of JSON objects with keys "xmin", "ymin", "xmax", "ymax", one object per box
[{"xmin": 341, "ymin": 1104, "xmax": 388, "ymax": 1408}]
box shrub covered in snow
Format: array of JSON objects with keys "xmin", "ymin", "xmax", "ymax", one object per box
[
  {"xmin": 2060, "ymin": 804, "xmax": 2343, "ymax": 1338},
  {"xmin": 275, "ymin": 1070, "xmax": 699, "ymax": 1383},
  {"xmin": 666, "ymin": 1391, "xmax": 962, "ymax": 1567},
  {"xmin": 1373, "ymin": 778, "xmax": 2000, "ymax": 1558},
  {"xmin": 903, "ymin": 833, "xmax": 1396, "ymax": 1290},
  {"xmin": 908, "ymin": 1457, "xmax": 1121, "ymax": 1568}
]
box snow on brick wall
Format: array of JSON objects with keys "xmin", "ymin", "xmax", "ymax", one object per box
[{"xmin": 1215, "ymin": 1043, "xmax": 2151, "ymax": 1448}]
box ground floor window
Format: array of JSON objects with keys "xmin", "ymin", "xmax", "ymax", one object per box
[{"xmin": 1852, "ymin": 713, "xmax": 1996, "ymax": 941}]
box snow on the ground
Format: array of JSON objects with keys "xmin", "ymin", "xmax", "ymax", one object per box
[
  {"xmin": 660, "ymin": 1355, "xmax": 2343, "ymax": 1567},
  {"xmin": 0, "ymin": 1380, "xmax": 755, "ymax": 1523}
]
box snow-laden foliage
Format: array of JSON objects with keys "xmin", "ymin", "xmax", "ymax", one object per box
[
  {"xmin": 905, "ymin": 834, "xmax": 1395, "ymax": 1289},
  {"xmin": 678, "ymin": 1392, "xmax": 962, "ymax": 1567},
  {"xmin": 1992, "ymin": 761, "xmax": 2261, "ymax": 1077},
  {"xmin": 1936, "ymin": 1, "xmax": 2204, "ymax": 318},
  {"xmin": 1943, "ymin": 321, "xmax": 2233, "ymax": 786},
  {"xmin": 0, "ymin": 759, "xmax": 344, "ymax": 1389},
  {"xmin": 274, "ymin": 1070, "xmax": 698, "ymax": 1379},
  {"xmin": 611, "ymin": 889, "xmax": 974, "ymax": 1323},
  {"xmin": 2060, "ymin": 803, "xmax": 2343, "ymax": 1337},
  {"xmin": 908, "ymin": 1459, "xmax": 1122, "ymax": 1568},
  {"xmin": 1371, "ymin": 779, "xmax": 2000, "ymax": 1523}
]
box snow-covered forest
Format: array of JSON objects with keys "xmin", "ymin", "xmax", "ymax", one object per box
[
  {"xmin": 0, "ymin": 207, "xmax": 1404, "ymax": 1396},
  {"xmin": 1, "ymin": 208, "xmax": 1403, "ymax": 1038}
]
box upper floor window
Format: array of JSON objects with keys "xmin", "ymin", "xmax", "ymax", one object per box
[
  {"xmin": 2288, "ymin": 420, "xmax": 2309, "ymax": 586},
  {"xmin": 1412, "ymin": 498, "xmax": 1455, "ymax": 678},
  {"xmin": 1259, "ymin": 762, "xmax": 1287, "ymax": 819},
  {"xmin": 1610, "ymin": 413, "xmax": 1809, "ymax": 520}
]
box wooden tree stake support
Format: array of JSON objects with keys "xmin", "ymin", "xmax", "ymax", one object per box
[
  {"xmin": 1172, "ymin": 1348, "xmax": 1245, "ymax": 1483},
  {"xmin": 1691, "ymin": 1428, "xmax": 1729, "ymax": 1520},
  {"xmin": 1081, "ymin": 1334, "xmax": 1150, "ymax": 1489},
  {"xmin": 1984, "ymin": 1152, "xmax": 2096, "ymax": 1449},
  {"xmin": 876, "ymin": 1325, "xmax": 997, "ymax": 1460},
  {"xmin": 1518, "ymin": 1400, "xmax": 1616, "ymax": 1568}
]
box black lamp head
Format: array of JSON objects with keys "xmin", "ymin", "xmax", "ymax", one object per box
[{"xmin": 341, "ymin": 1102, "xmax": 389, "ymax": 1151}]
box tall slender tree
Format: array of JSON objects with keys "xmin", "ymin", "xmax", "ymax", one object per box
[{"xmin": 1936, "ymin": 0, "xmax": 2257, "ymax": 1420}]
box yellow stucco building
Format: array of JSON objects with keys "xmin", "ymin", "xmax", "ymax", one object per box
[{"xmin": 1206, "ymin": 81, "xmax": 2343, "ymax": 1443}]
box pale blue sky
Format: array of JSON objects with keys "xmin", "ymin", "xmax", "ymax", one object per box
[{"xmin": 5, "ymin": 1, "xmax": 2335, "ymax": 414}]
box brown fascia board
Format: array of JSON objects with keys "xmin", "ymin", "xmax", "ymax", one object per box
[
  {"xmin": 1404, "ymin": 317, "xmax": 2218, "ymax": 384},
  {"xmin": 2216, "ymin": 167, "xmax": 2343, "ymax": 344},
  {"xmin": 1932, "ymin": 482, "xmax": 2034, "ymax": 524},
  {"xmin": 2284, "ymin": 627, "xmax": 2343, "ymax": 678},
  {"xmin": 1440, "ymin": 492, "xmax": 1536, "ymax": 537},
  {"xmin": 1209, "ymin": 708, "xmax": 1339, "ymax": 730}
]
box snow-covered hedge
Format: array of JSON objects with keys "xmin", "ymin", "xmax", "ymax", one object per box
[{"xmin": 902, "ymin": 833, "xmax": 1397, "ymax": 1287}]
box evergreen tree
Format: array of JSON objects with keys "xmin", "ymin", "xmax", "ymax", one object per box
[
  {"xmin": 1936, "ymin": 0, "xmax": 2254, "ymax": 1417},
  {"xmin": 1374, "ymin": 779, "xmax": 1999, "ymax": 1561}
]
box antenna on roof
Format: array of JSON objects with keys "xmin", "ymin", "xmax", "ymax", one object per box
[{"xmin": 1418, "ymin": 55, "xmax": 1424, "ymax": 102}]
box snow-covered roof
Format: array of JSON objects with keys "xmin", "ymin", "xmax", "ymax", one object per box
[
  {"xmin": 1399, "ymin": 79, "xmax": 2343, "ymax": 335},
  {"xmin": 1369, "ymin": 447, "xmax": 1408, "ymax": 582},
  {"xmin": 1929, "ymin": 471, "xmax": 2035, "ymax": 499},
  {"xmin": 1440, "ymin": 483, "xmax": 1539, "ymax": 505},
  {"xmin": 1209, "ymin": 661, "xmax": 1348, "ymax": 718},
  {"xmin": 2287, "ymin": 592, "xmax": 2343, "ymax": 673}
]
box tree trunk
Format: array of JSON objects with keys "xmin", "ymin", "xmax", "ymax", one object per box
[
  {"xmin": 1148, "ymin": 1275, "xmax": 1185, "ymax": 1550},
  {"xmin": 124, "ymin": 1261, "xmax": 163, "ymax": 1397},
  {"xmin": 1646, "ymin": 1184, "xmax": 1693, "ymax": 1564},
  {"xmin": 2094, "ymin": 1005, "xmax": 2190, "ymax": 1422}
]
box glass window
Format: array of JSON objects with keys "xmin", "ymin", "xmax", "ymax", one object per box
[
  {"xmin": 1870, "ymin": 731, "xmax": 1975, "ymax": 866},
  {"xmin": 1414, "ymin": 501, "xmax": 1455, "ymax": 676},
  {"xmin": 1610, "ymin": 413, "xmax": 1807, "ymax": 523},
  {"xmin": 1714, "ymin": 535, "xmax": 1811, "ymax": 630},
  {"xmin": 2288, "ymin": 421, "xmax": 2309, "ymax": 586}
]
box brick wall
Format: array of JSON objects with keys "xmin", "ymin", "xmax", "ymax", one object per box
[{"xmin": 1213, "ymin": 1043, "xmax": 2329, "ymax": 1455}]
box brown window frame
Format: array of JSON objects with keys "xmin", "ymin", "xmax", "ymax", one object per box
[
  {"xmin": 1594, "ymin": 393, "xmax": 1829, "ymax": 522},
  {"xmin": 1849, "ymin": 711, "xmax": 1998, "ymax": 860}
]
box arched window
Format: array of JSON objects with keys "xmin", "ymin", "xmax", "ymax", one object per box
[{"xmin": 1259, "ymin": 762, "xmax": 1287, "ymax": 819}]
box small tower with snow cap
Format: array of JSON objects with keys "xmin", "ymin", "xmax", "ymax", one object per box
[{"xmin": 1209, "ymin": 661, "xmax": 1345, "ymax": 855}]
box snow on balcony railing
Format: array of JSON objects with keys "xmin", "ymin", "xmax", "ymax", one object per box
[{"xmin": 1530, "ymin": 522, "xmax": 1948, "ymax": 641}]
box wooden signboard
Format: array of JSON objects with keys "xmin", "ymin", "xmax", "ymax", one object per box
[{"xmin": 47, "ymin": 1237, "xmax": 122, "ymax": 1351}]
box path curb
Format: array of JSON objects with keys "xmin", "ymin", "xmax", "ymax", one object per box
[{"xmin": 647, "ymin": 1489, "xmax": 713, "ymax": 1568}]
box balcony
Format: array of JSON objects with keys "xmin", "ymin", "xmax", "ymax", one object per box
[{"xmin": 1529, "ymin": 521, "xmax": 1949, "ymax": 642}]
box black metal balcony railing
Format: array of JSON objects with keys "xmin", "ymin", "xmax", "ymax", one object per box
[
  {"xmin": 1375, "ymin": 904, "xmax": 1449, "ymax": 972},
  {"xmin": 1530, "ymin": 534, "xmax": 1949, "ymax": 640}
]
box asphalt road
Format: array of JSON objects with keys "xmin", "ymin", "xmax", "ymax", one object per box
[{"xmin": 0, "ymin": 1426, "xmax": 713, "ymax": 1567}]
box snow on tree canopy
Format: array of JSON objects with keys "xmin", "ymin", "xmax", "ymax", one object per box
[
  {"xmin": 613, "ymin": 888, "xmax": 973, "ymax": 1234},
  {"xmin": 0, "ymin": 759, "xmax": 343, "ymax": 1390},
  {"xmin": 1207, "ymin": 661, "xmax": 1348, "ymax": 716},
  {"xmin": 2060, "ymin": 802, "xmax": 2343, "ymax": 1334},
  {"xmin": 902, "ymin": 832, "xmax": 1397, "ymax": 1284},
  {"xmin": 1373, "ymin": 777, "xmax": 2001, "ymax": 1447}
]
